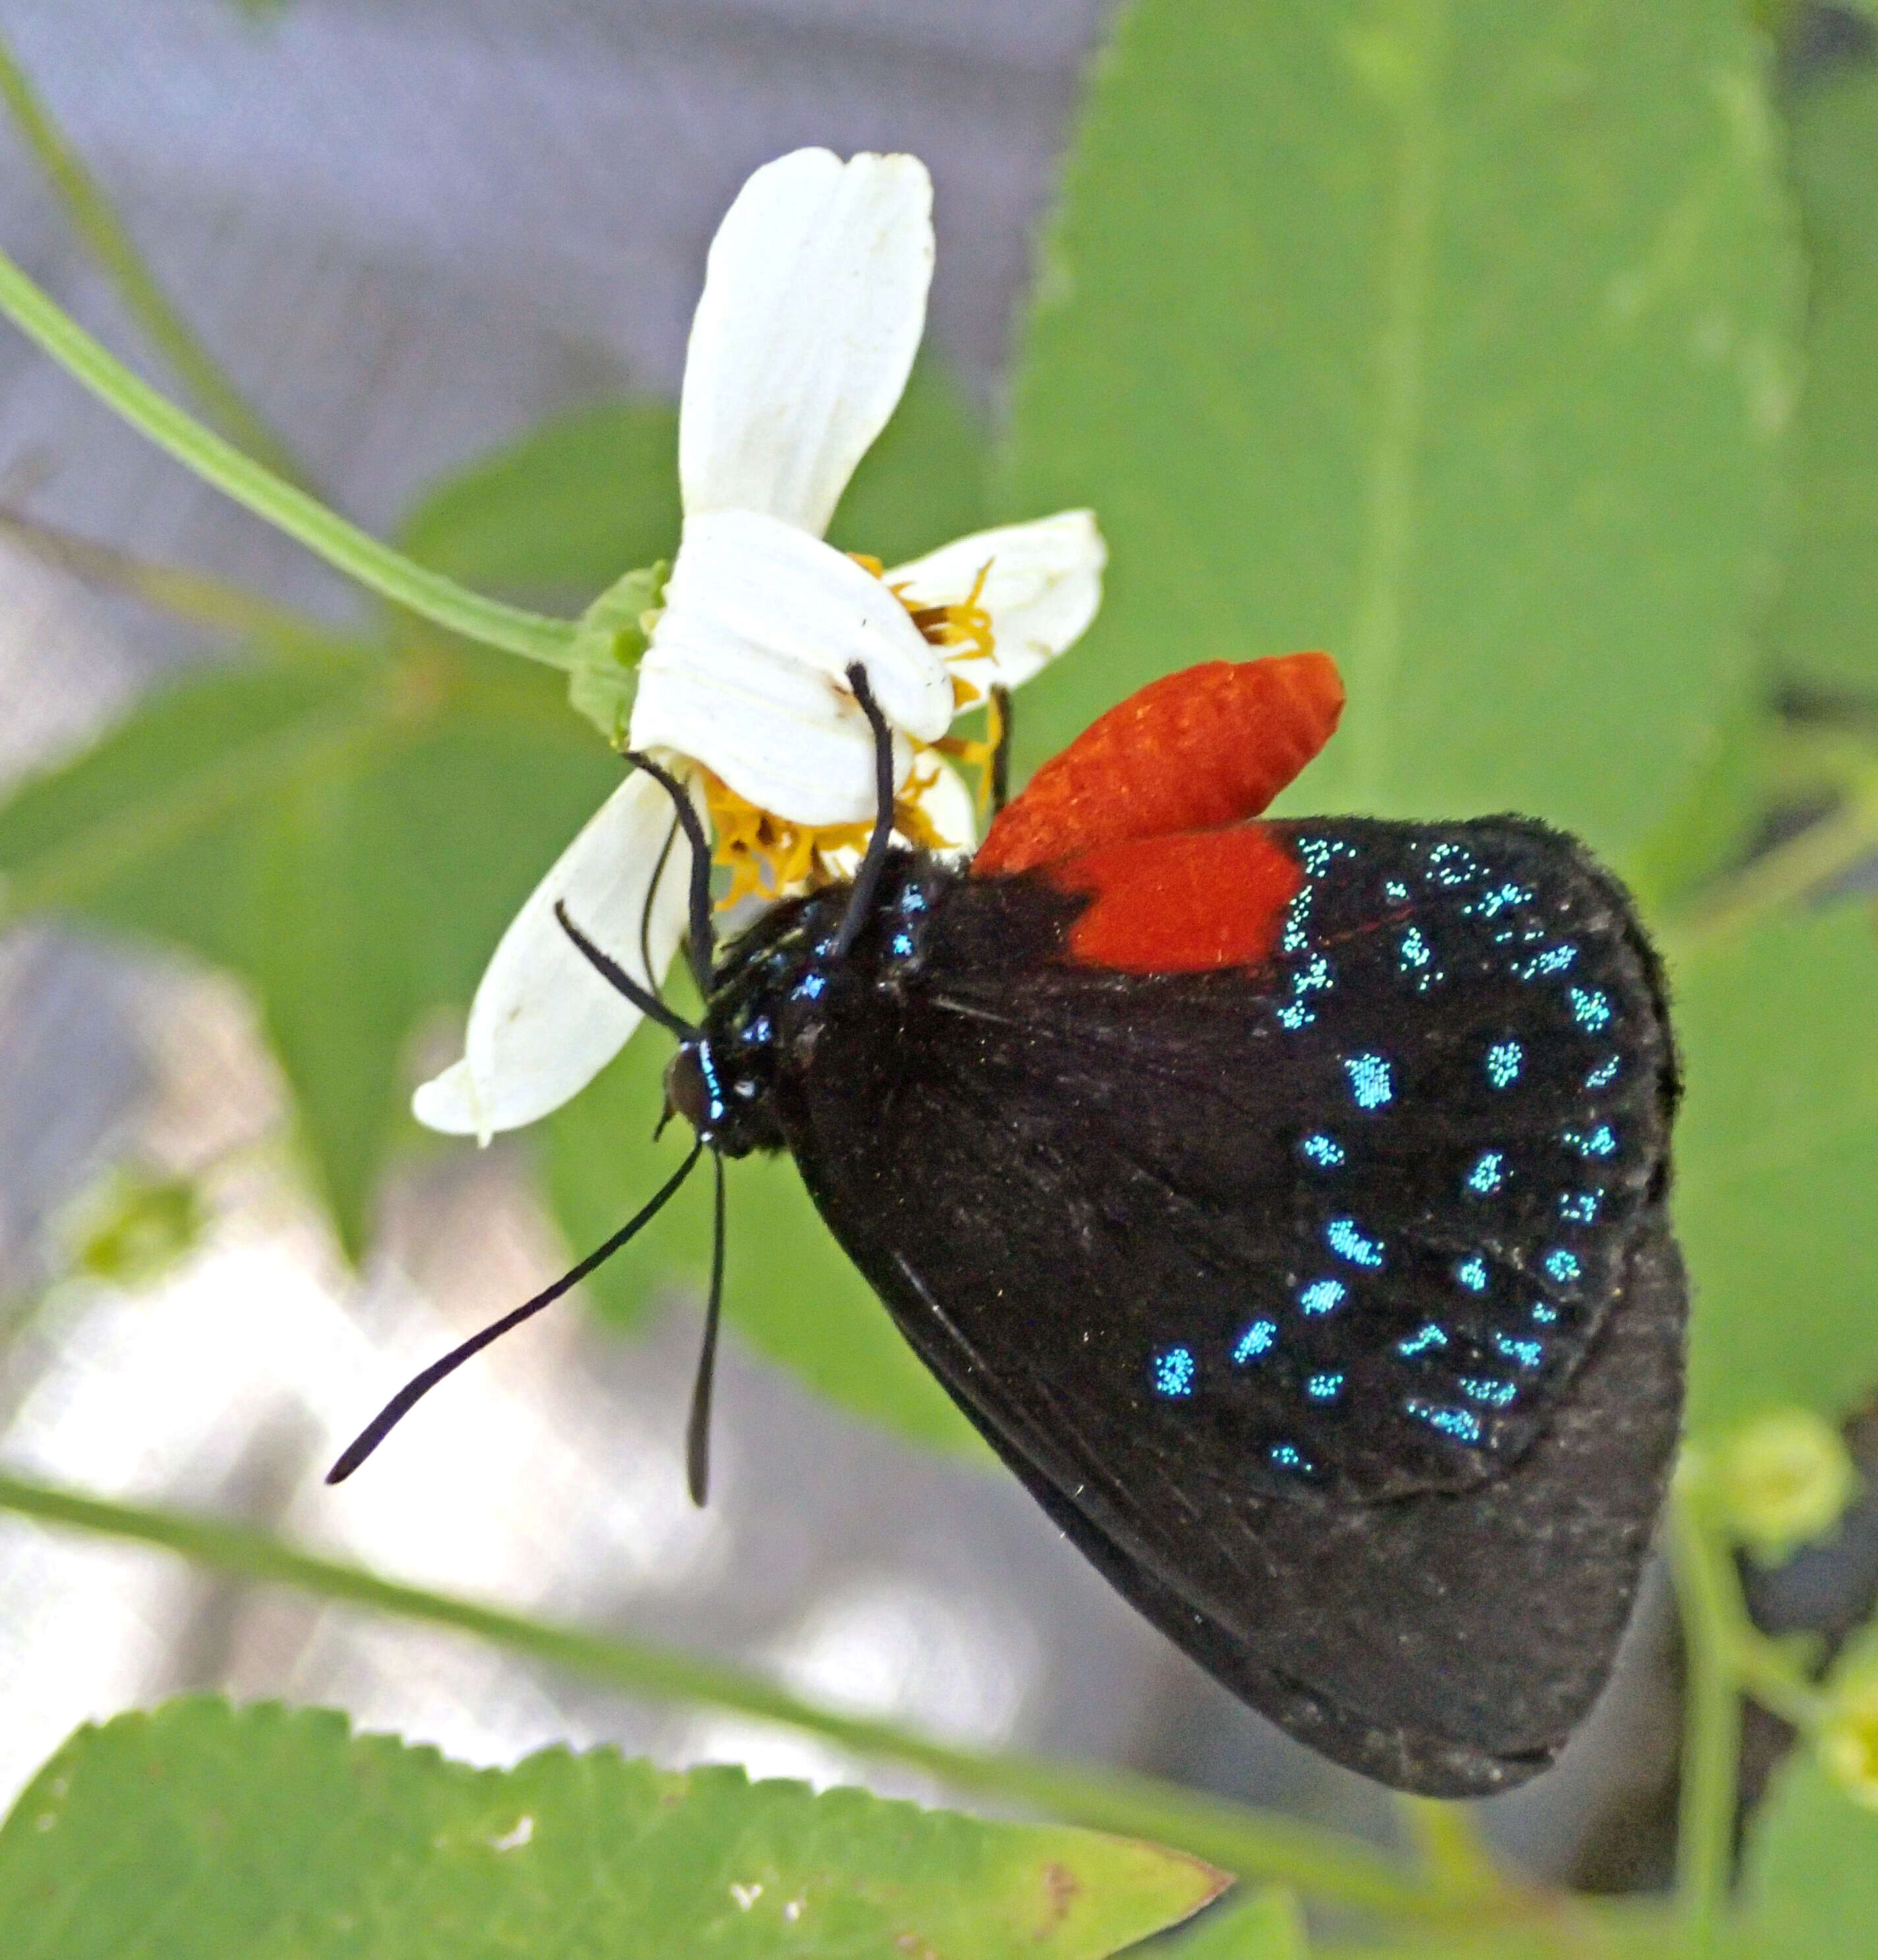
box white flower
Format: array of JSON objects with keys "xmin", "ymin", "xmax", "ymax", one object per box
[{"xmin": 414, "ymin": 147, "xmax": 1104, "ymax": 1143}]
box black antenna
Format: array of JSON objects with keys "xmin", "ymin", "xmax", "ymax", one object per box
[
  {"xmin": 624, "ymin": 750, "xmax": 717, "ymax": 991},
  {"xmin": 326, "ymin": 1138, "xmax": 706, "ymax": 1484},
  {"xmin": 833, "ymin": 663, "xmax": 899, "ymax": 958},
  {"xmin": 684, "ymin": 1148, "xmax": 727, "ymax": 1506},
  {"xmin": 555, "ymin": 902, "xmax": 698, "ymax": 1040}
]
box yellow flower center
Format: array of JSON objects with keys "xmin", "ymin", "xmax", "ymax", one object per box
[{"xmin": 698, "ymin": 559, "xmax": 1001, "ymax": 905}]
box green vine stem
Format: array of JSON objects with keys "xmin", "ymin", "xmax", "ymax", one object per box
[
  {"xmin": 0, "ymin": 1467, "xmax": 1464, "ymax": 1922},
  {"xmin": 0, "ymin": 249, "xmax": 582, "ymax": 669},
  {"xmin": 1670, "ymin": 1483, "xmax": 1746, "ymax": 1956},
  {"xmin": 0, "ymin": 31, "xmax": 311, "ymax": 491}
]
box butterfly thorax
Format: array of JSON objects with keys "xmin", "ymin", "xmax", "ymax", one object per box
[{"xmin": 666, "ymin": 851, "xmax": 957, "ymax": 1159}]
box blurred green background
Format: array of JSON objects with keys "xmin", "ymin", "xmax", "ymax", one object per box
[{"xmin": 0, "ymin": 0, "xmax": 1875, "ymax": 1953}]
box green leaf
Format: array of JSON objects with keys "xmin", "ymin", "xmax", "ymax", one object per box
[
  {"xmin": 1621, "ymin": 677, "xmax": 1774, "ymax": 915},
  {"xmin": 399, "ymin": 400, "xmax": 682, "ymax": 603},
  {"xmin": 1165, "ymin": 1885, "xmax": 1309, "ymax": 1957},
  {"xmin": 1744, "ymin": 1751, "xmax": 1878, "ymax": 1960},
  {"xmin": 394, "ymin": 359, "xmax": 986, "ymax": 623},
  {"xmin": 826, "ymin": 360, "xmax": 989, "ymax": 568},
  {"xmin": 0, "ymin": 1698, "xmax": 1225, "ymax": 1959},
  {"xmin": 1004, "ymin": 0, "xmax": 1796, "ymax": 859},
  {"xmin": 542, "ymin": 1035, "xmax": 985, "ymax": 1455},
  {"xmin": 0, "ymin": 648, "xmax": 620, "ymax": 1255},
  {"xmin": 1670, "ymin": 901, "xmax": 1878, "ymax": 1434},
  {"xmin": 1310, "ymin": 1909, "xmax": 1689, "ymax": 1960},
  {"xmin": 1764, "ymin": 58, "xmax": 1878, "ymax": 692}
]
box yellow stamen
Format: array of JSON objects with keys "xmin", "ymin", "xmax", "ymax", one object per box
[
  {"xmin": 895, "ymin": 559, "xmax": 1000, "ymax": 809},
  {"xmin": 699, "ymin": 761, "xmax": 953, "ymax": 907},
  {"xmin": 694, "ymin": 556, "xmax": 1002, "ymax": 900},
  {"xmin": 896, "ymin": 559, "xmax": 996, "ymax": 667}
]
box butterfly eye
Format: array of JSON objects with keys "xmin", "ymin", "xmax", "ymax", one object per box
[{"xmin": 665, "ymin": 1043, "xmax": 721, "ymax": 1134}]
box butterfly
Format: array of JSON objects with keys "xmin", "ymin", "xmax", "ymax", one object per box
[{"xmin": 334, "ymin": 652, "xmax": 1685, "ymax": 1798}]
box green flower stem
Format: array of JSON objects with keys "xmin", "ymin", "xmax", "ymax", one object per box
[
  {"xmin": 1670, "ymin": 1485, "xmax": 1745, "ymax": 1956},
  {"xmin": 0, "ymin": 1467, "xmax": 1451, "ymax": 1921},
  {"xmin": 0, "ymin": 249, "xmax": 582, "ymax": 669},
  {"xmin": 0, "ymin": 31, "xmax": 310, "ymax": 490}
]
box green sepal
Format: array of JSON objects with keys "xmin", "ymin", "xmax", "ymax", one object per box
[{"xmin": 566, "ymin": 560, "xmax": 668, "ymax": 743}]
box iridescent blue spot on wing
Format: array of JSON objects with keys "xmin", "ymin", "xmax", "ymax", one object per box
[
  {"xmin": 1465, "ymin": 881, "xmax": 1534, "ymax": 919},
  {"xmin": 1297, "ymin": 835, "xmax": 1354, "ymax": 880},
  {"xmin": 1306, "ymin": 1371, "xmax": 1346, "ymax": 1401},
  {"xmin": 1398, "ymin": 1322, "xmax": 1449, "ymax": 1357},
  {"xmin": 1485, "ymin": 1039, "xmax": 1524, "ymax": 1088},
  {"xmin": 890, "ymin": 931, "xmax": 915, "ymax": 958},
  {"xmin": 1515, "ymin": 944, "xmax": 1578, "ymax": 981},
  {"xmin": 1233, "ymin": 1320, "xmax": 1278, "ymax": 1363},
  {"xmin": 1275, "ymin": 950, "xmax": 1336, "ymax": 1031},
  {"xmin": 1196, "ymin": 812, "xmax": 1674, "ymax": 1496},
  {"xmin": 1568, "ymin": 987, "xmax": 1612, "ymax": 1032},
  {"xmin": 1464, "ymin": 1150, "xmax": 1505, "ymax": 1195},
  {"xmin": 1325, "ymin": 1219, "xmax": 1384, "ymax": 1268},
  {"xmin": 1425, "ymin": 841, "xmax": 1482, "ymax": 888},
  {"xmin": 1494, "ymin": 1333, "xmax": 1545, "ymax": 1368},
  {"xmin": 793, "ymin": 971, "xmax": 827, "ymax": 1001},
  {"xmin": 1153, "ymin": 1346, "xmax": 1196, "ymax": 1397},
  {"xmin": 1269, "ymin": 1442, "xmax": 1315, "ymax": 1474},
  {"xmin": 1409, "ymin": 1401, "xmax": 1483, "ymax": 1444},
  {"xmin": 1343, "ymin": 1053, "xmax": 1393, "ymax": 1109}
]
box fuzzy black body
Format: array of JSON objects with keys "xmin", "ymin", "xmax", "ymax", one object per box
[{"xmin": 693, "ymin": 815, "xmax": 1684, "ymax": 1796}]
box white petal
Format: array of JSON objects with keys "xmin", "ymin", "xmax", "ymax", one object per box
[
  {"xmin": 887, "ymin": 510, "xmax": 1106, "ymax": 694},
  {"xmin": 630, "ymin": 508, "xmax": 950, "ymax": 825},
  {"xmin": 680, "ymin": 148, "xmax": 934, "ymax": 536},
  {"xmin": 412, "ymin": 771, "xmax": 694, "ymax": 1141},
  {"xmin": 907, "ymin": 754, "xmax": 977, "ymax": 857}
]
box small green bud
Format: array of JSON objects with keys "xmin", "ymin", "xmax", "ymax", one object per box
[
  {"xmin": 566, "ymin": 560, "xmax": 668, "ymax": 744},
  {"xmin": 1819, "ymin": 1664, "xmax": 1878, "ymax": 1810},
  {"xmin": 1716, "ymin": 1408, "xmax": 1859, "ymax": 1562}
]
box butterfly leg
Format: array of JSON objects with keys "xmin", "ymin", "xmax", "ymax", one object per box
[
  {"xmin": 553, "ymin": 901, "xmax": 697, "ymax": 1040},
  {"xmin": 833, "ymin": 662, "xmax": 898, "ymax": 957},
  {"xmin": 989, "ymin": 683, "xmax": 1013, "ymax": 814},
  {"xmin": 624, "ymin": 749, "xmax": 717, "ymax": 989}
]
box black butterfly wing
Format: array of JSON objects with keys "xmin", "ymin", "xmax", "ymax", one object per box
[{"xmin": 774, "ymin": 816, "xmax": 1684, "ymax": 1796}]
